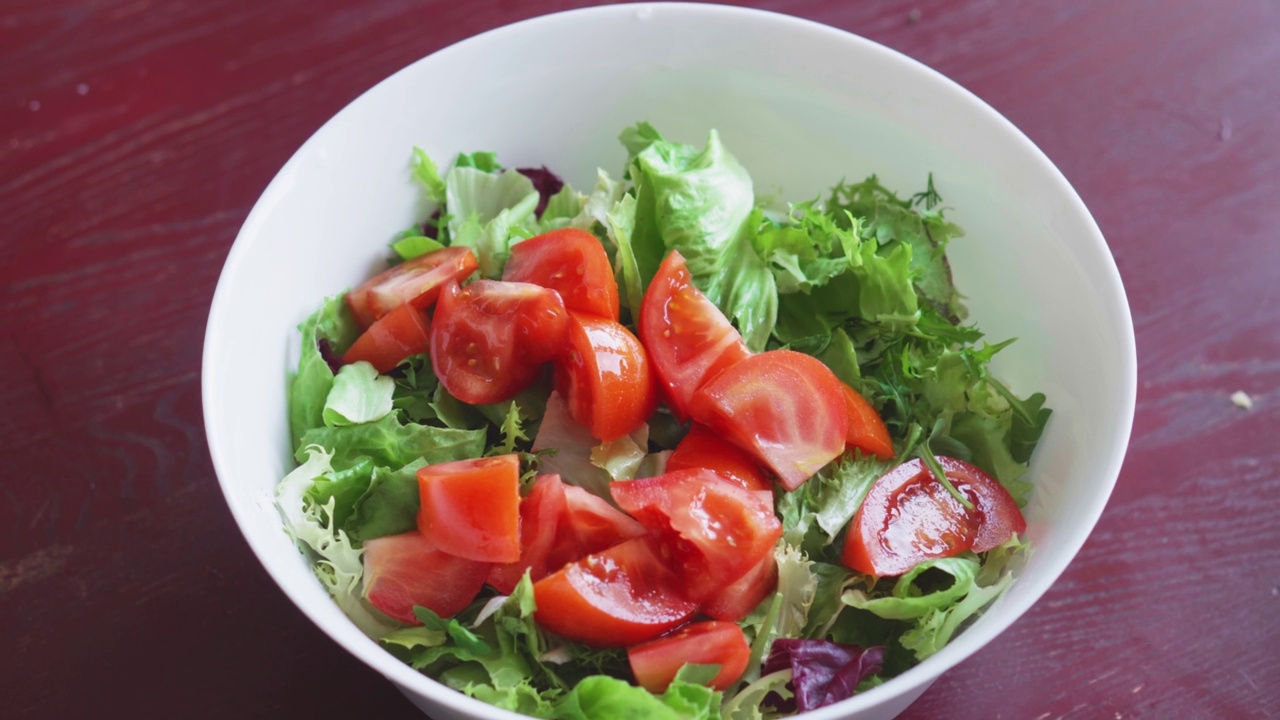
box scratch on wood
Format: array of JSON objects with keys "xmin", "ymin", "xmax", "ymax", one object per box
[{"xmin": 0, "ymin": 544, "xmax": 74, "ymax": 595}]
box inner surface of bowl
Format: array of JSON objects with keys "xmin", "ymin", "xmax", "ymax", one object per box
[{"xmin": 203, "ymin": 4, "xmax": 1135, "ymax": 719}]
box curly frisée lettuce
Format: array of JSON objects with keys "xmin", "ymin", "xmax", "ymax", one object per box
[{"xmin": 275, "ymin": 123, "xmax": 1051, "ymax": 718}]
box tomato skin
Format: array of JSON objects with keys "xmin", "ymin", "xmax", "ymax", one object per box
[
  {"xmin": 688, "ymin": 350, "xmax": 848, "ymax": 491},
  {"xmin": 486, "ymin": 475, "xmax": 647, "ymax": 594},
  {"xmin": 639, "ymin": 250, "xmax": 750, "ymax": 419},
  {"xmin": 417, "ymin": 454, "xmax": 521, "ymax": 564},
  {"xmin": 841, "ymin": 456, "xmax": 1026, "ymax": 576},
  {"xmin": 533, "ymin": 537, "xmax": 699, "ymax": 648},
  {"xmin": 346, "ymin": 246, "xmax": 478, "ymax": 329},
  {"xmin": 431, "ymin": 280, "xmax": 567, "ymax": 405},
  {"xmin": 502, "ymin": 228, "xmax": 620, "ymax": 321},
  {"xmin": 362, "ymin": 531, "xmax": 489, "ymax": 622},
  {"xmin": 628, "ymin": 621, "xmax": 751, "ymax": 693},
  {"xmin": 340, "ymin": 302, "xmax": 432, "ymax": 373},
  {"xmin": 486, "ymin": 474, "xmax": 569, "ymax": 594},
  {"xmin": 666, "ymin": 424, "xmax": 774, "ymax": 502},
  {"xmin": 611, "ymin": 469, "xmax": 782, "ymax": 604},
  {"xmin": 840, "ymin": 384, "xmax": 895, "ymax": 461},
  {"xmin": 702, "ymin": 551, "xmax": 778, "ymax": 622},
  {"xmin": 555, "ymin": 312, "xmax": 656, "ymax": 442}
]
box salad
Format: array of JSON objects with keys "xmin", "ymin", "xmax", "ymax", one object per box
[{"xmin": 278, "ymin": 123, "xmax": 1051, "ymax": 719}]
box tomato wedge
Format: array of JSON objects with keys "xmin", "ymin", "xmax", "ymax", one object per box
[
  {"xmin": 486, "ymin": 474, "xmax": 569, "ymax": 594},
  {"xmin": 666, "ymin": 424, "xmax": 774, "ymax": 502},
  {"xmin": 555, "ymin": 312, "xmax": 656, "ymax": 442},
  {"xmin": 639, "ymin": 250, "xmax": 750, "ymax": 419},
  {"xmin": 346, "ymin": 246, "xmax": 478, "ymax": 329},
  {"xmin": 502, "ymin": 228, "xmax": 620, "ymax": 320},
  {"xmin": 340, "ymin": 302, "xmax": 431, "ymax": 373},
  {"xmin": 417, "ymin": 454, "xmax": 521, "ymax": 564},
  {"xmin": 688, "ymin": 350, "xmax": 848, "ymax": 491},
  {"xmin": 362, "ymin": 531, "xmax": 489, "ymax": 622},
  {"xmin": 486, "ymin": 475, "xmax": 647, "ymax": 594},
  {"xmin": 841, "ymin": 456, "xmax": 1026, "ymax": 577},
  {"xmin": 611, "ymin": 469, "xmax": 781, "ymax": 603},
  {"xmin": 533, "ymin": 537, "xmax": 699, "ymax": 648},
  {"xmin": 702, "ymin": 551, "xmax": 778, "ymax": 622},
  {"xmin": 628, "ymin": 621, "xmax": 751, "ymax": 693},
  {"xmin": 431, "ymin": 279, "xmax": 568, "ymax": 404},
  {"xmin": 840, "ymin": 384, "xmax": 895, "ymax": 460}
]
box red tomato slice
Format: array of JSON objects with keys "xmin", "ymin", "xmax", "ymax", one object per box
[
  {"xmin": 558, "ymin": 483, "xmax": 647, "ymax": 559},
  {"xmin": 487, "ymin": 476, "xmax": 647, "ymax": 594},
  {"xmin": 611, "ymin": 469, "xmax": 782, "ymax": 604},
  {"xmin": 431, "ymin": 279, "xmax": 568, "ymax": 405},
  {"xmin": 486, "ymin": 474, "xmax": 570, "ymax": 594},
  {"xmin": 340, "ymin": 302, "xmax": 431, "ymax": 373},
  {"xmin": 362, "ymin": 531, "xmax": 489, "ymax": 622},
  {"xmin": 841, "ymin": 384, "xmax": 895, "ymax": 460},
  {"xmin": 502, "ymin": 228, "xmax": 620, "ymax": 320},
  {"xmin": 628, "ymin": 621, "xmax": 751, "ymax": 693},
  {"xmin": 533, "ymin": 537, "xmax": 699, "ymax": 648},
  {"xmin": 638, "ymin": 250, "xmax": 750, "ymax": 419},
  {"xmin": 702, "ymin": 551, "xmax": 778, "ymax": 622},
  {"xmin": 688, "ymin": 350, "xmax": 848, "ymax": 491},
  {"xmin": 346, "ymin": 246, "xmax": 478, "ymax": 329},
  {"xmin": 554, "ymin": 312, "xmax": 656, "ymax": 442},
  {"xmin": 417, "ymin": 454, "xmax": 521, "ymax": 564},
  {"xmin": 666, "ymin": 424, "xmax": 774, "ymax": 503},
  {"xmin": 841, "ymin": 456, "xmax": 1025, "ymax": 576}
]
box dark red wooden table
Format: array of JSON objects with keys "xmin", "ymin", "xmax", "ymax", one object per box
[{"xmin": 4, "ymin": 0, "xmax": 1278, "ymax": 717}]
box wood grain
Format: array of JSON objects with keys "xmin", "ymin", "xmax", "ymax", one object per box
[{"xmin": 2, "ymin": 0, "xmax": 1278, "ymax": 718}]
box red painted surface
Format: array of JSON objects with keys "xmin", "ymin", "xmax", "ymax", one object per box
[{"xmin": 3, "ymin": 0, "xmax": 1278, "ymax": 717}]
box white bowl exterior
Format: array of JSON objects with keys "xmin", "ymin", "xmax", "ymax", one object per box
[{"xmin": 203, "ymin": 4, "xmax": 1135, "ymax": 719}]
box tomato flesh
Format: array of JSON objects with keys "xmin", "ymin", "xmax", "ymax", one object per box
[
  {"xmin": 688, "ymin": 350, "xmax": 848, "ymax": 491},
  {"xmin": 503, "ymin": 228, "xmax": 620, "ymax": 320},
  {"xmin": 431, "ymin": 279, "xmax": 567, "ymax": 405},
  {"xmin": 346, "ymin": 246, "xmax": 478, "ymax": 329},
  {"xmin": 841, "ymin": 456, "xmax": 1026, "ymax": 576},
  {"xmin": 559, "ymin": 483, "xmax": 647, "ymax": 557},
  {"xmin": 340, "ymin": 302, "xmax": 431, "ymax": 373},
  {"xmin": 628, "ymin": 621, "xmax": 751, "ymax": 693},
  {"xmin": 611, "ymin": 468, "xmax": 781, "ymax": 603},
  {"xmin": 702, "ymin": 551, "xmax": 778, "ymax": 622},
  {"xmin": 666, "ymin": 423, "xmax": 774, "ymax": 503},
  {"xmin": 417, "ymin": 454, "xmax": 521, "ymax": 564},
  {"xmin": 840, "ymin": 383, "xmax": 895, "ymax": 461},
  {"xmin": 639, "ymin": 250, "xmax": 750, "ymax": 419},
  {"xmin": 362, "ymin": 531, "xmax": 489, "ymax": 622},
  {"xmin": 533, "ymin": 537, "xmax": 699, "ymax": 647},
  {"xmin": 555, "ymin": 312, "xmax": 656, "ymax": 442},
  {"xmin": 486, "ymin": 474, "xmax": 569, "ymax": 594}
]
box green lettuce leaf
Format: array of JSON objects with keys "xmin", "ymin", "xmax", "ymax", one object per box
[
  {"xmin": 411, "ymin": 147, "xmax": 447, "ymax": 203},
  {"xmin": 777, "ymin": 455, "xmax": 889, "ymax": 558},
  {"xmin": 298, "ymin": 413, "xmax": 486, "ymax": 471},
  {"xmin": 629, "ymin": 129, "xmax": 777, "ymax": 350},
  {"xmin": 446, "ymin": 166, "xmax": 540, "ymax": 277},
  {"xmin": 288, "ymin": 297, "xmax": 360, "ymax": 449},
  {"xmin": 348, "ymin": 458, "xmax": 427, "ymax": 540},
  {"xmin": 322, "ymin": 361, "xmax": 395, "ymax": 426},
  {"xmin": 556, "ymin": 676, "xmax": 721, "ymax": 720}
]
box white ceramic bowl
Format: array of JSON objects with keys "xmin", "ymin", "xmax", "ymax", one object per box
[{"xmin": 202, "ymin": 4, "xmax": 1136, "ymax": 719}]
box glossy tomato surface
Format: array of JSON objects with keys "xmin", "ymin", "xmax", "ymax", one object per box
[
  {"xmin": 502, "ymin": 228, "xmax": 620, "ymax": 320},
  {"xmin": 628, "ymin": 621, "xmax": 751, "ymax": 693},
  {"xmin": 841, "ymin": 456, "xmax": 1025, "ymax": 576},
  {"xmin": 345, "ymin": 246, "xmax": 477, "ymax": 328},
  {"xmin": 688, "ymin": 349, "xmax": 848, "ymax": 491},
  {"xmin": 340, "ymin": 302, "xmax": 431, "ymax": 373},
  {"xmin": 532, "ymin": 537, "xmax": 698, "ymax": 648},
  {"xmin": 417, "ymin": 454, "xmax": 521, "ymax": 564},
  {"xmin": 362, "ymin": 531, "xmax": 489, "ymax": 622},
  {"xmin": 611, "ymin": 468, "xmax": 781, "ymax": 603},
  {"xmin": 666, "ymin": 423, "xmax": 773, "ymax": 500},
  {"xmin": 702, "ymin": 551, "xmax": 778, "ymax": 622},
  {"xmin": 430, "ymin": 279, "xmax": 566, "ymax": 404},
  {"xmin": 555, "ymin": 312, "xmax": 656, "ymax": 442},
  {"xmin": 486, "ymin": 473, "xmax": 569, "ymax": 594},
  {"xmin": 840, "ymin": 383, "xmax": 895, "ymax": 461},
  {"xmin": 638, "ymin": 250, "xmax": 750, "ymax": 419}
]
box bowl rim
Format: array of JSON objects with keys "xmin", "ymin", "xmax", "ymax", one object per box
[{"xmin": 202, "ymin": 3, "xmax": 1137, "ymax": 718}]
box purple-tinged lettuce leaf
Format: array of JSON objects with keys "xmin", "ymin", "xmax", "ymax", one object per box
[
  {"xmin": 517, "ymin": 165, "xmax": 566, "ymax": 218},
  {"xmin": 762, "ymin": 638, "xmax": 886, "ymax": 713}
]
